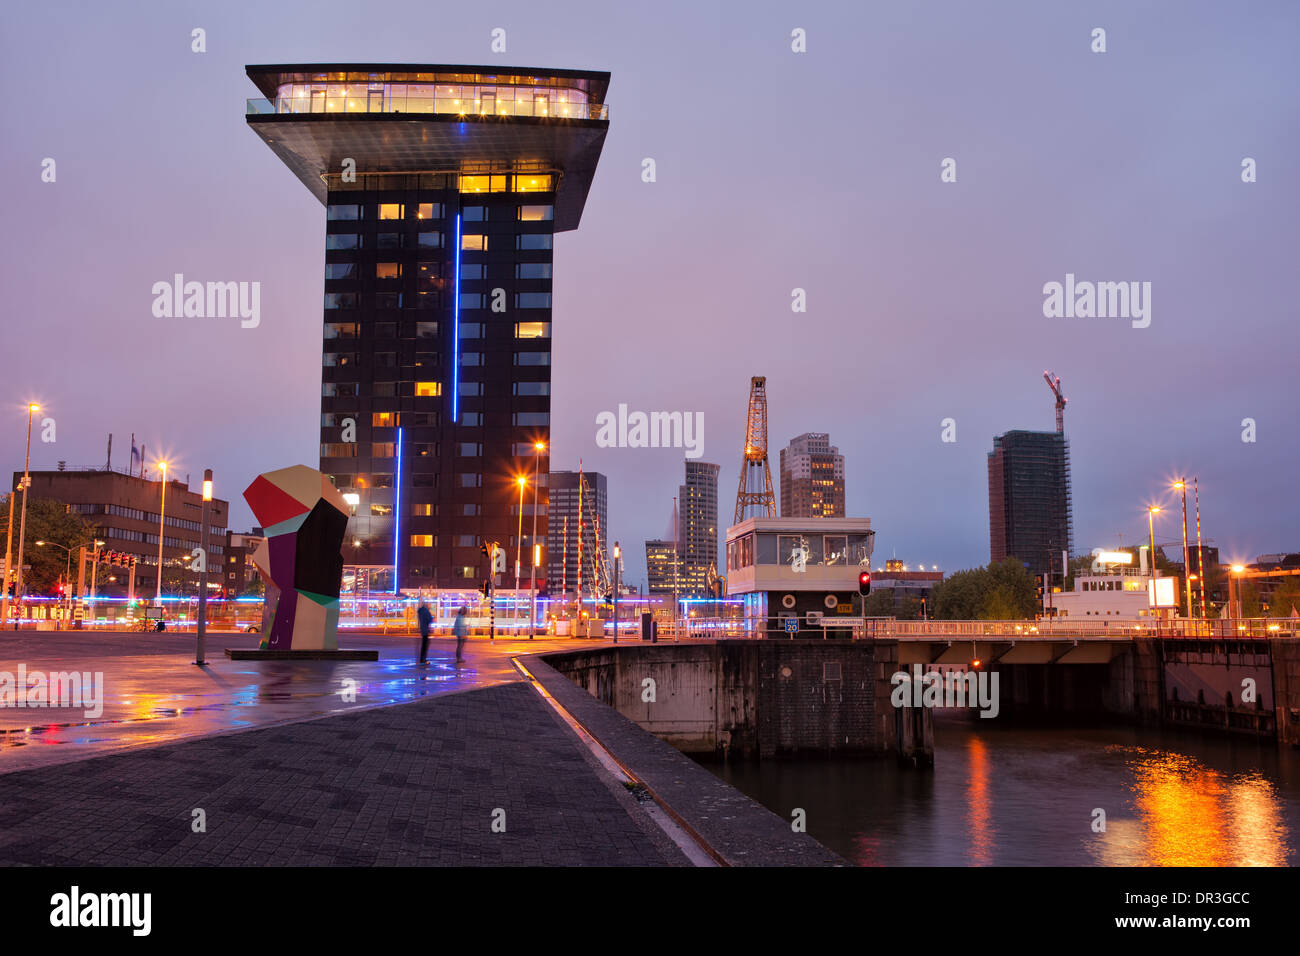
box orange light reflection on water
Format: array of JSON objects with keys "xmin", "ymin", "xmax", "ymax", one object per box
[
  {"xmin": 966, "ymin": 735, "xmax": 994, "ymax": 865},
  {"xmin": 1124, "ymin": 749, "xmax": 1290, "ymax": 867}
]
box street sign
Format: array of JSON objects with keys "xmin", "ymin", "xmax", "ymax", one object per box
[{"xmin": 783, "ymin": 617, "xmax": 800, "ymax": 634}]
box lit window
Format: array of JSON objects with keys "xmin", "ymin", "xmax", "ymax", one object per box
[
  {"xmin": 371, "ymin": 504, "xmax": 393, "ymax": 516},
  {"xmin": 415, "ymin": 382, "xmax": 442, "ymax": 397},
  {"xmin": 416, "ymin": 203, "xmax": 440, "ymax": 220},
  {"xmin": 514, "ymin": 174, "xmax": 553, "ymax": 192},
  {"xmin": 518, "ymin": 205, "xmax": 553, "ymax": 221},
  {"xmin": 371, "ymin": 412, "xmax": 398, "ymax": 427},
  {"xmin": 376, "ymin": 263, "xmax": 401, "ymax": 279},
  {"xmin": 412, "ymin": 503, "xmax": 434, "ymax": 516},
  {"xmin": 379, "ymin": 203, "xmax": 404, "ymax": 220},
  {"xmin": 410, "ymin": 534, "xmax": 434, "ymax": 547},
  {"xmin": 516, "ymin": 322, "xmax": 550, "ymax": 339},
  {"xmin": 459, "ymin": 175, "xmax": 505, "ymax": 192},
  {"xmin": 372, "ymin": 443, "xmax": 396, "ymax": 457},
  {"xmin": 461, "ymin": 234, "xmax": 488, "ymax": 251}
]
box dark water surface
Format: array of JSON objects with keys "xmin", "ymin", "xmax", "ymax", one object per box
[{"xmin": 702, "ymin": 718, "xmax": 1300, "ymax": 866}]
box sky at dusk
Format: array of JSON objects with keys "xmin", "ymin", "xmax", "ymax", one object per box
[{"xmin": 2, "ymin": 0, "xmax": 1297, "ymax": 588}]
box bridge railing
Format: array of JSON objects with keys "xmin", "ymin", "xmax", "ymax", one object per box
[{"xmin": 845, "ymin": 618, "xmax": 1300, "ymax": 640}]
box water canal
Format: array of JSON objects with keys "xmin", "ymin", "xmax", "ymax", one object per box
[{"xmin": 702, "ymin": 717, "xmax": 1300, "ymax": 866}]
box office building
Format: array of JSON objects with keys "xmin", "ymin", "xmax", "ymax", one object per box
[
  {"xmin": 987, "ymin": 430, "xmax": 1073, "ymax": 580},
  {"xmin": 245, "ymin": 64, "xmax": 610, "ymax": 590},
  {"xmin": 645, "ymin": 539, "xmax": 679, "ymax": 595},
  {"xmin": 779, "ymin": 433, "xmax": 845, "ymax": 518},
  {"xmin": 16, "ymin": 469, "xmax": 229, "ymax": 598},
  {"xmin": 678, "ymin": 460, "xmax": 721, "ymax": 596},
  {"xmin": 224, "ymin": 529, "xmax": 266, "ymax": 597}
]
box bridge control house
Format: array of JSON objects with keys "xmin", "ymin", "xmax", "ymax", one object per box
[{"xmin": 725, "ymin": 517, "xmax": 874, "ymax": 637}]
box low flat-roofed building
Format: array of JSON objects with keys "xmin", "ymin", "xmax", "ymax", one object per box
[{"xmin": 725, "ymin": 516, "xmax": 873, "ymax": 637}]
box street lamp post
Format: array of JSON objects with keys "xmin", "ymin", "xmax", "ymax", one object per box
[
  {"xmin": 1193, "ymin": 477, "xmax": 1208, "ymax": 621},
  {"xmin": 14, "ymin": 402, "xmax": 40, "ymax": 624},
  {"xmin": 515, "ymin": 476, "xmax": 526, "ymax": 596},
  {"xmin": 1, "ymin": 478, "xmax": 15, "ymax": 626},
  {"xmin": 196, "ymin": 469, "xmax": 212, "ymax": 666},
  {"xmin": 1229, "ymin": 564, "xmax": 1245, "ymax": 623},
  {"xmin": 1174, "ymin": 479, "xmax": 1191, "ymax": 625},
  {"xmin": 612, "ymin": 541, "xmax": 620, "ymax": 644},
  {"xmin": 529, "ymin": 441, "xmax": 544, "ymax": 640},
  {"xmin": 155, "ymin": 461, "xmax": 169, "ymax": 608}
]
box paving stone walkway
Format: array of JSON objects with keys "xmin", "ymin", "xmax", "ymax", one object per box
[{"xmin": 0, "ymin": 681, "xmax": 686, "ymax": 866}]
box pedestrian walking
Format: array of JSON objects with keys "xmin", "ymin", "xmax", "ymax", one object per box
[
  {"xmin": 416, "ymin": 600, "xmax": 433, "ymax": 664},
  {"xmin": 453, "ymin": 604, "xmax": 468, "ymax": 664}
]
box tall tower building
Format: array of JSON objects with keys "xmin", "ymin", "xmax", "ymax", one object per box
[
  {"xmin": 987, "ymin": 430, "xmax": 1073, "ymax": 579},
  {"xmin": 779, "ymin": 432, "xmax": 846, "ymax": 518},
  {"xmin": 678, "ymin": 460, "xmax": 720, "ymax": 596},
  {"xmin": 546, "ymin": 470, "xmax": 607, "ymax": 595},
  {"xmin": 244, "ymin": 64, "xmax": 610, "ymax": 591}
]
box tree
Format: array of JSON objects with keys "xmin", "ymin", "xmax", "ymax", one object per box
[
  {"xmin": 862, "ymin": 588, "xmax": 896, "ymax": 617},
  {"xmin": 1268, "ymin": 579, "xmax": 1300, "ymax": 619},
  {"xmin": 0, "ymin": 495, "xmax": 100, "ymax": 596},
  {"xmin": 930, "ymin": 558, "xmax": 1039, "ymax": 620}
]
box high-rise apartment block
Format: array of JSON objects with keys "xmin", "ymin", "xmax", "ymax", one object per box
[
  {"xmin": 245, "ymin": 64, "xmax": 610, "ymax": 590},
  {"xmin": 779, "ymin": 433, "xmax": 845, "ymax": 518}
]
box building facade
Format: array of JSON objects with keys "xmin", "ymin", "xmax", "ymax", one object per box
[
  {"xmin": 988, "ymin": 430, "xmax": 1073, "ymax": 580},
  {"xmin": 546, "ymin": 470, "xmax": 607, "ymax": 595},
  {"xmin": 644, "ymin": 539, "xmax": 679, "ymax": 595},
  {"xmin": 16, "ymin": 469, "xmax": 229, "ymax": 598},
  {"xmin": 224, "ymin": 529, "xmax": 266, "ymax": 597},
  {"xmin": 245, "ymin": 64, "xmax": 610, "ymax": 591},
  {"xmin": 678, "ymin": 460, "xmax": 721, "ymax": 596},
  {"xmin": 779, "ymin": 432, "xmax": 845, "ymax": 518}
]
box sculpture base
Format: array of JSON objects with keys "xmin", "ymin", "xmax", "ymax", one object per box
[{"xmin": 225, "ymin": 649, "xmax": 380, "ymax": 661}]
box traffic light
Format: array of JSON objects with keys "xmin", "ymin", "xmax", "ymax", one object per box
[
  {"xmin": 858, "ymin": 571, "xmax": 872, "ymax": 596},
  {"xmin": 480, "ymin": 579, "xmax": 490, "ymax": 598},
  {"xmin": 481, "ymin": 543, "xmax": 490, "ymax": 561}
]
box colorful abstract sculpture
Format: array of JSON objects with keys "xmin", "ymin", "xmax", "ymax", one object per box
[{"xmin": 242, "ymin": 465, "xmax": 349, "ymax": 651}]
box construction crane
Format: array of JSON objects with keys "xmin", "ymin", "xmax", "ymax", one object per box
[
  {"xmin": 734, "ymin": 376, "xmax": 777, "ymax": 525},
  {"xmin": 1043, "ymin": 370, "xmax": 1067, "ymax": 433}
]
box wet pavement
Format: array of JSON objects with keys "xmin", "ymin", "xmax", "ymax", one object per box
[{"xmin": 0, "ymin": 630, "xmax": 580, "ymax": 773}]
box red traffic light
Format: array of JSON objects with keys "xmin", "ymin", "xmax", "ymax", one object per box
[{"xmin": 858, "ymin": 571, "xmax": 872, "ymax": 596}]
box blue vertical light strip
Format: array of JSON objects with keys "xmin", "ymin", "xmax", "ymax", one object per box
[
  {"xmin": 393, "ymin": 426, "xmax": 403, "ymax": 593},
  {"xmin": 452, "ymin": 212, "xmax": 462, "ymax": 423}
]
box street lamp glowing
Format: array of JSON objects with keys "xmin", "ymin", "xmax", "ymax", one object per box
[
  {"xmin": 28, "ymin": 403, "xmax": 39, "ymax": 413},
  {"xmin": 534, "ymin": 441, "xmax": 546, "ymax": 452},
  {"xmin": 202, "ymin": 479, "xmax": 213, "ymax": 502},
  {"xmin": 1172, "ymin": 480, "xmax": 1184, "ymax": 490},
  {"xmin": 1231, "ymin": 564, "xmax": 1245, "ymax": 574},
  {"xmin": 1148, "ymin": 506, "xmax": 1161, "ymax": 514}
]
